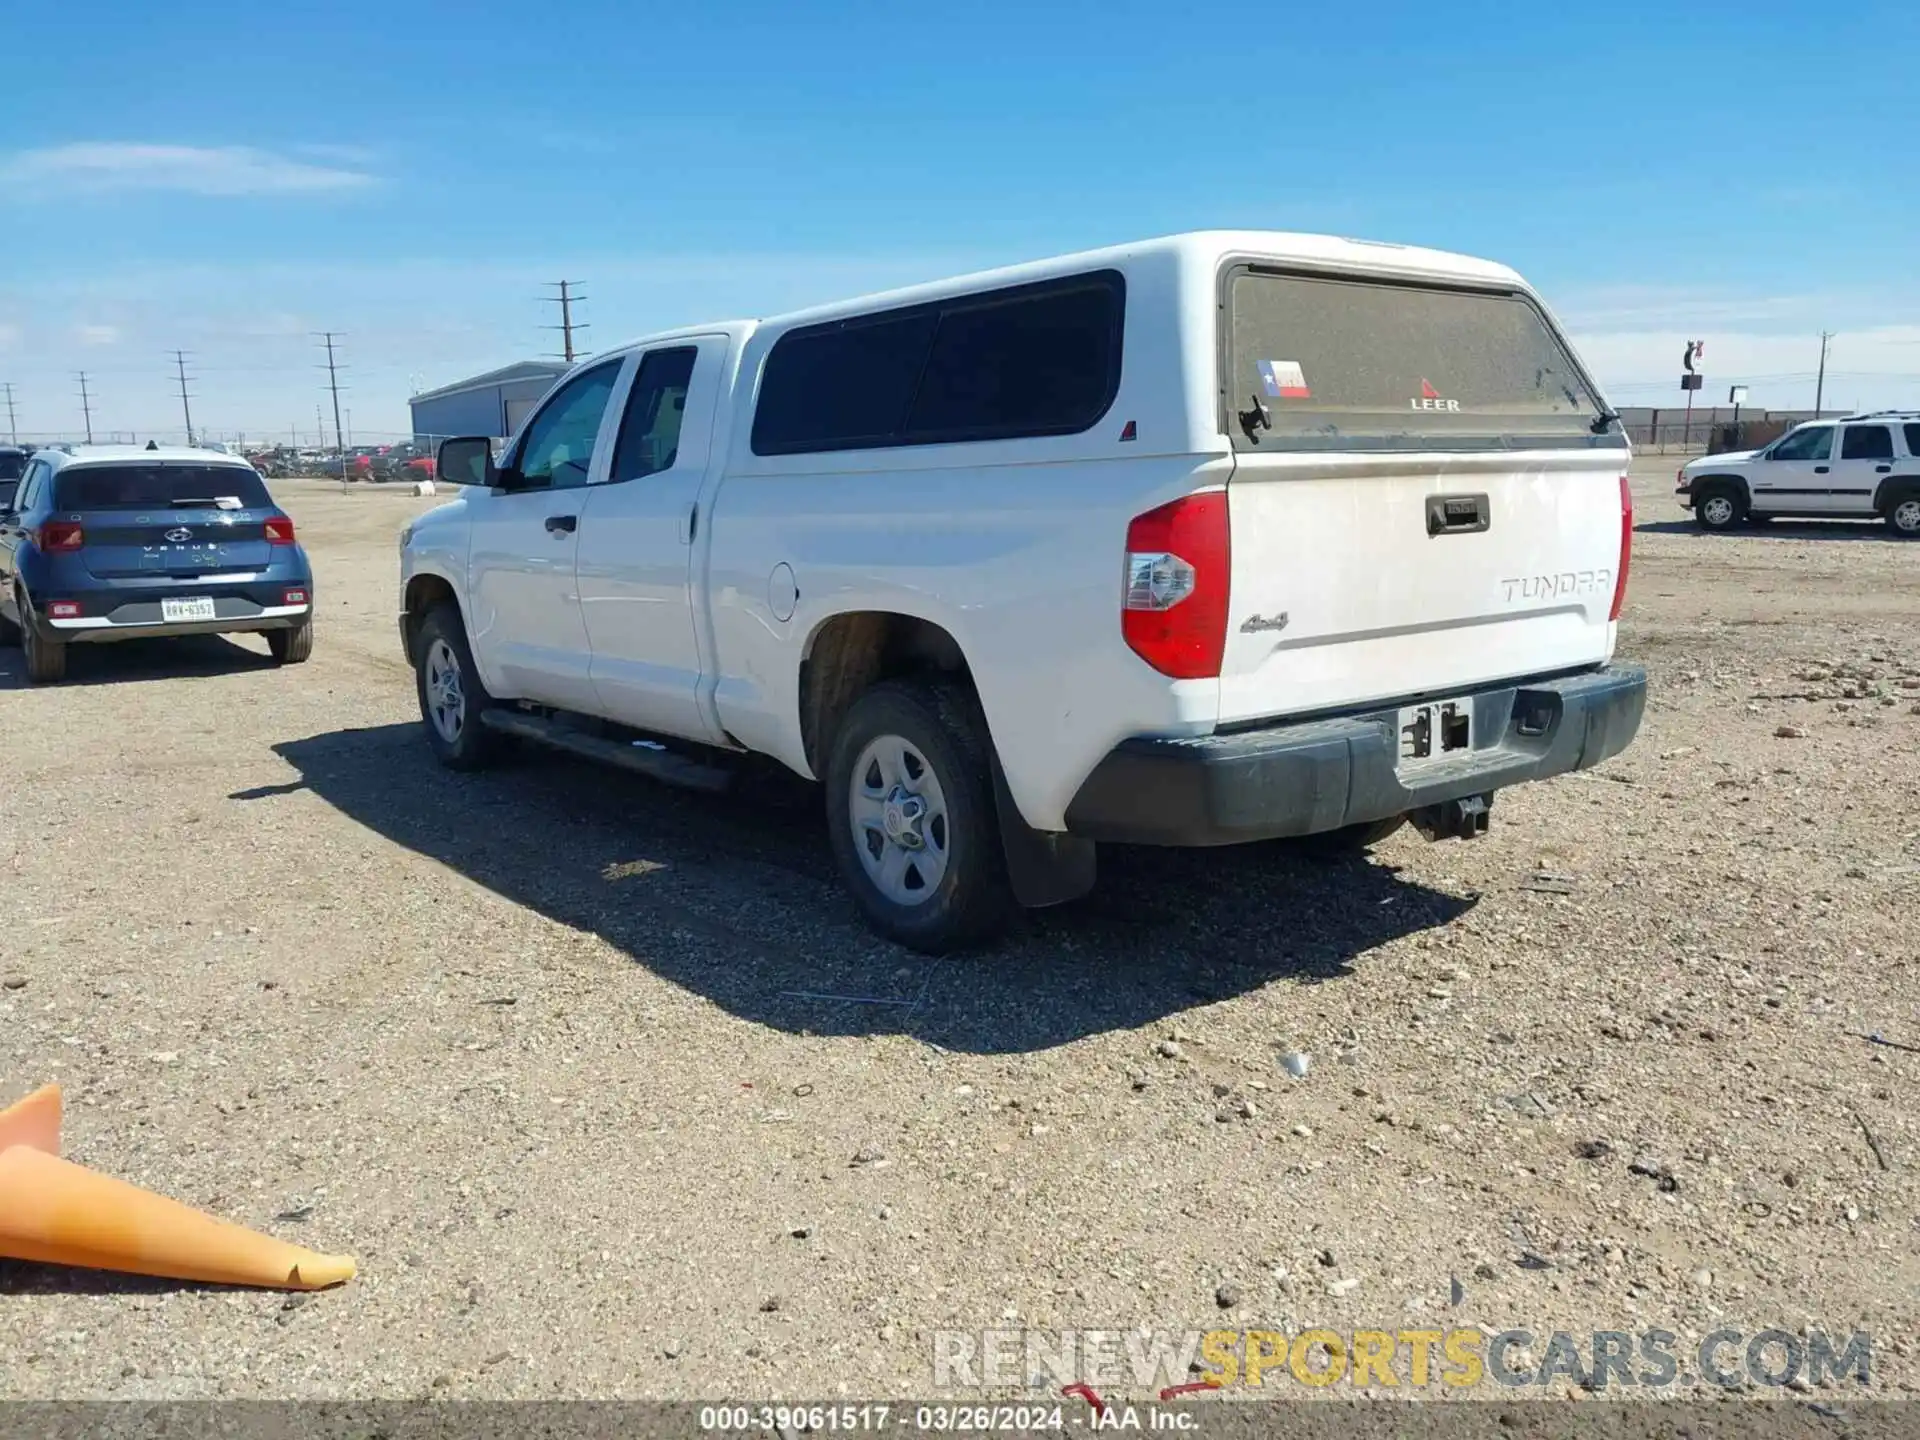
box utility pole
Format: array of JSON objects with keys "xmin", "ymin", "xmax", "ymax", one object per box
[
  {"xmin": 543, "ymin": 280, "xmax": 588, "ymax": 364},
  {"xmin": 1814, "ymin": 332, "xmax": 1834, "ymax": 415},
  {"xmin": 344, "ymin": 408, "xmax": 353, "ymax": 449},
  {"xmin": 171, "ymin": 350, "xmax": 197, "ymax": 445},
  {"xmin": 2, "ymin": 382, "xmax": 17, "ymax": 444},
  {"xmin": 75, "ymin": 372, "xmax": 95, "ymax": 444},
  {"xmin": 316, "ymin": 332, "xmax": 346, "ymax": 455},
  {"xmin": 316, "ymin": 405, "xmax": 327, "ymax": 449}
]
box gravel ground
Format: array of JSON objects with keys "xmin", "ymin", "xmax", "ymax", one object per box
[{"xmin": 0, "ymin": 460, "xmax": 1915, "ymax": 1401}]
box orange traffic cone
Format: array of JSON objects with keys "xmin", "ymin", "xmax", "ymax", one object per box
[{"xmin": 0, "ymin": 1084, "xmax": 353, "ymax": 1290}]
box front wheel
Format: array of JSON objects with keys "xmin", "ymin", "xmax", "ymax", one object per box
[
  {"xmin": 1695, "ymin": 490, "xmax": 1744, "ymax": 531},
  {"xmin": 413, "ymin": 604, "xmax": 503, "ymax": 770},
  {"xmin": 824, "ymin": 680, "xmax": 1014, "ymax": 954},
  {"xmin": 1887, "ymin": 497, "xmax": 1920, "ymax": 537}
]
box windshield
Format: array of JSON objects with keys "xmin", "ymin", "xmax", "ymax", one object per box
[
  {"xmin": 54, "ymin": 463, "xmax": 275, "ymax": 510},
  {"xmin": 1226, "ymin": 268, "xmax": 1607, "ymax": 448}
]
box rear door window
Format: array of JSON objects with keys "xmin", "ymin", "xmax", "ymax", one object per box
[
  {"xmin": 1225, "ymin": 269, "xmax": 1605, "ymax": 448},
  {"xmin": 1839, "ymin": 425, "xmax": 1894, "ymax": 460},
  {"xmin": 609, "ymin": 347, "xmax": 699, "ymax": 483},
  {"xmin": 54, "ymin": 464, "xmax": 274, "ymax": 510}
]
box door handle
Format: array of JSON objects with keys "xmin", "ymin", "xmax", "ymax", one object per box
[
  {"xmin": 545, "ymin": 514, "xmax": 577, "ymax": 535},
  {"xmin": 1814, "ymin": 465, "xmax": 1829, "ymax": 473},
  {"xmin": 1875, "ymin": 464, "xmax": 1893, "ymax": 473}
]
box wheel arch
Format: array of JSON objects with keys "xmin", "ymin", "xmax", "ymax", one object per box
[
  {"xmin": 1872, "ymin": 475, "xmax": 1920, "ymax": 514},
  {"xmin": 401, "ymin": 569, "xmax": 463, "ymax": 667}
]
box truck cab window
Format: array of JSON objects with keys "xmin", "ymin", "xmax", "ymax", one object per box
[
  {"xmin": 512, "ymin": 362, "xmax": 621, "ymax": 489},
  {"xmin": 610, "ymin": 347, "xmax": 698, "ymax": 483}
]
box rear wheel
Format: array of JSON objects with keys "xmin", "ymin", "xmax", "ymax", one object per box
[
  {"xmin": 1887, "ymin": 496, "xmax": 1920, "ymax": 538},
  {"xmin": 414, "ymin": 603, "xmax": 502, "ymax": 770},
  {"xmin": 18, "ymin": 592, "xmax": 66, "ymax": 683},
  {"xmin": 267, "ymin": 618, "xmax": 314, "ymax": 664},
  {"xmin": 825, "ymin": 680, "xmax": 1014, "ymax": 954},
  {"xmin": 1695, "ymin": 488, "xmax": 1744, "ymax": 531}
]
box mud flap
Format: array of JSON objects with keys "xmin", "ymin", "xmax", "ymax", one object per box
[{"xmin": 991, "ymin": 755, "xmax": 1097, "ymax": 909}]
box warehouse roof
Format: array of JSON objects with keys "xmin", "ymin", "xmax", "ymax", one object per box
[{"xmin": 410, "ymin": 360, "xmax": 569, "ymax": 405}]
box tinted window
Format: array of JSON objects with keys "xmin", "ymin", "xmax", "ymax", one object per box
[
  {"xmin": 0, "ymin": 451, "xmax": 26, "ymax": 482},
  {"xmin": 54, "ymin": 464, "xmax": 273, "ymax": 510},
  {"xmin": 1906, "ymin": 424, "xmax": 1920, "ymax": 457},
  {"xmin": 1770, "ymin": 426, "xmax": 1832, "ymax": 462},
  {"xmin": 1227, "ymin": 270, "xmax": 1602, "ymax": 447},
  {"xmin": 0, "ymin": 480, "xmax": 16, "ymax": 509},
  {"xmin": 1840, "ymin": 425, "xmax": 1893, "ymax": 460},
  {"xmin": 610, "ymin": 347, "xmax": 698, "ymax": 484},
  {"xmin": 512, "ymin": 361, "xmax": 621, "ymax": 489},
  {"xmin": 751, "ymin": 270, "xmax": 1125, "ymax": 456},
  {"xmin": 752, "ymin": 311, "xmax": 937, "ymax": 455}
]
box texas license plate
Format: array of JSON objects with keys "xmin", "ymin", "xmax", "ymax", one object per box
[
  {"xmin": 161, "ymin": 596, "xmax": 217, "ymax": 623},
  {"xmin": 1397, "ymin": 697, "xmax": 1473, "ymax": 770}
]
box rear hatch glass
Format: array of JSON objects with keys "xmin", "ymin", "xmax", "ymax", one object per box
[
  {"xmin": 1226, "ymin": 270, "xmax": 1607, "ymax": 448},
  {"xmin": 55, "ymin": 463, "xmax": 279, "ymax": 579}
]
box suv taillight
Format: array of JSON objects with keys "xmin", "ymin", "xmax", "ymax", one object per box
[
  {"xmin": 1610, "ymin": 474, "xmax": 1632, "ymax": 622},
  {"xmin": 1122, "ymin": 491, "xmax": 1230, "ymax": 679},
  {"xmin": 264, "ymin": 516, "xmax": 295, "ymax": 545},
  {"xmin": 37, "ymin": 520, "xmax": 83, "ymax": 552}
]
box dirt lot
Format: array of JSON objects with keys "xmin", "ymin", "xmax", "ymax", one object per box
[{"xmin": 1, "ymin": 459, "xmax": 1916, "ymax": 1402}]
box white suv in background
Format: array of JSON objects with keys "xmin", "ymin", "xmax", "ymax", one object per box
[{"xmin": 1678, "ymin": 412, "xmax": 1920, "ymax": 535}]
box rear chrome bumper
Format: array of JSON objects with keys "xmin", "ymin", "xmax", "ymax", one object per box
[
  {"xmin": 44, "ymin": 602, "xmax": 309, "ymax": 643},
  {"xmin": 1063, "ymin": 664, "xmax": 1647, "ymax": 846}
]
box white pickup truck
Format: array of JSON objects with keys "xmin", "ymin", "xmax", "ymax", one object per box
[{"xmin": 400, "ymin": 231, "xmax": 1645, "ymax": 952}]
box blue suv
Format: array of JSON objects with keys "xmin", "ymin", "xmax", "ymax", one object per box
[{"xmin": 0, "ymin": 447, "xmax": 315, "ymax": 683}]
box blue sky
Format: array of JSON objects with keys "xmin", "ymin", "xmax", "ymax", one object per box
[{"xmin": 2, "ymin": 0, "xmax": 1915, "ymax": 442}]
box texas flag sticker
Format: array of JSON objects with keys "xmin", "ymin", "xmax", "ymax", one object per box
[{"xmin": 1258, "ymin": 359, "xmax": 1311, "ymax": 399}]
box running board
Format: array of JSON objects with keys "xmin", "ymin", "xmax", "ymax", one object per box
[{"xmin": 478, "ymin": 709, "xmax": 734, "ymax": 793}]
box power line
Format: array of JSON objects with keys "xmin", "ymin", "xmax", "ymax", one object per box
[
  {"xmin": 543, "ymin": 280, "xmax": 588, "ymax": 364},
  {"xmin": 315, "ymin": 332, "xmax": 346, "ymax": 453},
  {"xmin": 75, "ymin": 372, "xmax": 95, "ymax": 444},
  {"xmin": 171, "ymin": 350, "xmax": 197, "ymax": 446}
]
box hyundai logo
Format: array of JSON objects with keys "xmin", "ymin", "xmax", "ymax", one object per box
[{"xmin": 164, "ymin": 527, "xmax": 194, "ymax": 542}]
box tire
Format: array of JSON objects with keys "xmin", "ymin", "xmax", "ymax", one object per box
[
  {"xmin": 1286, "ymin": 814, "xmax": 1408, "ymax": 857},
  {"xmin": 0, "ymin": 598, "xmax": 18, "ymax": 648},
  {"xmin": 1886, "ymin": 495, "xmax": 1920, "ymax": 538},
  {"xmin": 267, "ymin": 618, "xmax": 314, "ymax": 664},
  {"xmin": 1694, "ymin": 487, "xmax": 1744, "ymax": 531},
  {"xmin": 18, "ymin": 592, "xmax": 66, "ymax": 683},
  {"xmin": 413, "ymin": 603, "xmax": 503, "ymax": 770},
  {"xmin": 824, "ymin": 679, "xmax": 1014, "ymax": 954}
]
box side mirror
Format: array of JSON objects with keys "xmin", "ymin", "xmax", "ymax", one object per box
[{"xmin": 437, "ymin": 436, "xmax": 497, "ymax": 489}]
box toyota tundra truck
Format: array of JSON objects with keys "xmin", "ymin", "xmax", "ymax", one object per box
[{"xmin": 400, "ymin": 230, "xmax": 1646, "ymax": 952}]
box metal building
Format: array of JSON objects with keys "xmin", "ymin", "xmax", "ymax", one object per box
[{"xmin": 407, "ymin": 360, "xmax": 570, "ymax": 443}]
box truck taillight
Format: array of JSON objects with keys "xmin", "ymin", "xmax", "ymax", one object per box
[
  {"xmin": 264, "ymin": 516, "xmax": 295, "ymax": 545},
  {"xmin": 1610, "ymin": 474, "xmax": 1632, "ymax": 622},
  {"xmin": 37, "ymin": 521, "xmax": 84, "ymax": 552},
  {"xmin": 1122, "ymin": 491, "xmax": 1229, "ymax": 679}
]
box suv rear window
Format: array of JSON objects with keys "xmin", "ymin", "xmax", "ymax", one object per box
[
  {"xmin": 0, "ymin": 452, "xmax": 26, "ymax": 482},
  {"xmin": 752, "ymin": 271, "xmax": 1125, "ymax": 455},
  {"xmin": 1225, "ymin": 269, "xmax": 1605, "ymax": 448},
  {"xmin": 1907, "ymin": 424, "xmax": 1920, "ymax": 457},
  {"xmin": 54, "ymin": 464, "xmax": 274, "ymax": 511}
]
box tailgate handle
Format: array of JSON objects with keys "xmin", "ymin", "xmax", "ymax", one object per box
[{"xmin": 1427, "ymin": 493, "xmax": 1490, "ymax": 536}]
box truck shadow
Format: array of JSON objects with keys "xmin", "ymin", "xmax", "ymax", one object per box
[{"xmin": 264, "ymin": 723, "xmax": 1475, "ymax": 1055}]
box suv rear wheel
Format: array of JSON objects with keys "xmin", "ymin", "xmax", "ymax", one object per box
[
  {"xmin": 824, "ymin": 680, "xmax": 1014, "ymax": 954},
  {"xmin": 1887, "ymin": 495, "xmax": 1920, "ymax": 538},
  {"xmin": 413, "ymin": 604, "xmax": 502, "ymax": 770},
  {"xmin": 267, "ymin": 617, "xmax": 314, "ymax": 664},
  {"xmin": 17, "ymin": 591, "xmax": 66, "ymax": 683}
]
